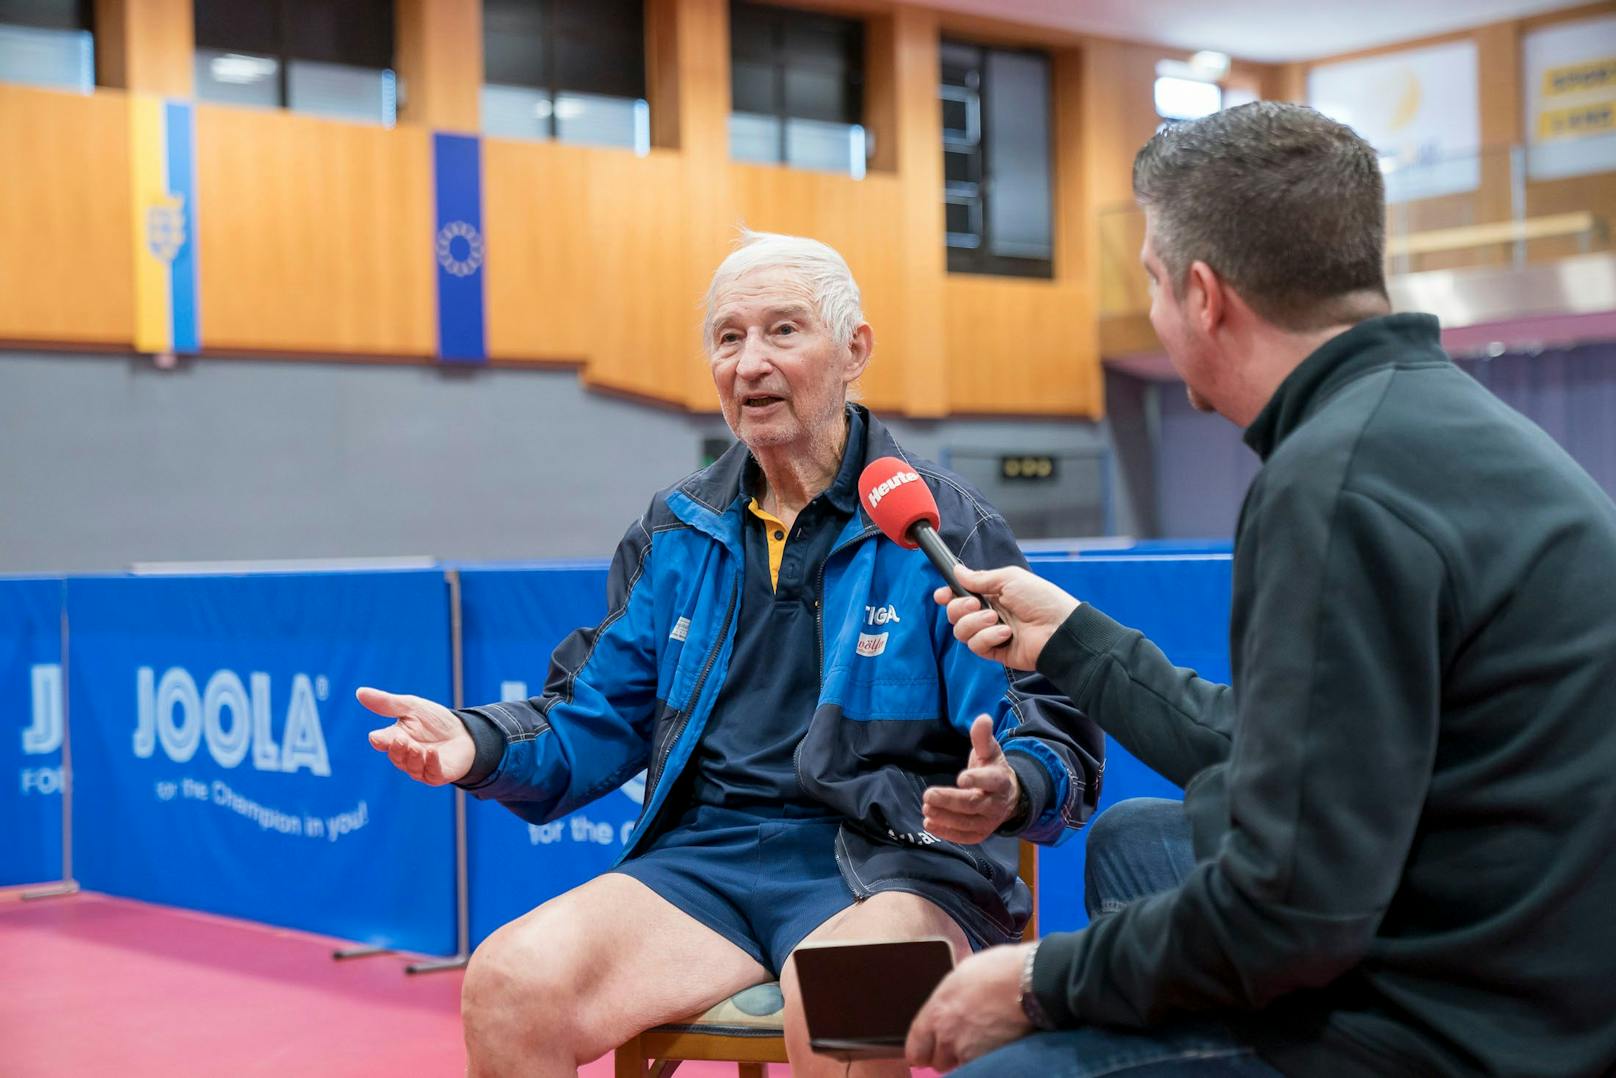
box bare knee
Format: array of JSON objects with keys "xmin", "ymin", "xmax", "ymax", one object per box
[{"xmin": 462, "ymin": 922, "xmax": 592, "ymax": 1062}]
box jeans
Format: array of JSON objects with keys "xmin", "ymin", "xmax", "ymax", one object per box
[{"xmin": 951, "ymin": 798, "xmax": 1283, "ymax": 1077}]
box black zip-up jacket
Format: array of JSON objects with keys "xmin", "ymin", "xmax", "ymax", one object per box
[{"xmin": 1029, "ymin": 314, "xmax": 1616, "ymax": 1076}]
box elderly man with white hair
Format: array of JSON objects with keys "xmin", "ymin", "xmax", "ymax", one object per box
[{"xmin": 359, "ymin": 231, "xmax": 1103, "ymax": 1077}]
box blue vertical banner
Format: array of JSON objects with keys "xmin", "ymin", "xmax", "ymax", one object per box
[
  {"xmin": 433, "ymin": 133, "xmax": 487, "ymax": 363},
  {"xmin": 0, "ymin": 578, "xmax": 65, "ymax": 887},
  {"xmin": 67, "ymin": 571, "xmax": 457, "ymax": 955},
  {"xmin": 1026, "ymin": 554, "xmax": 1234, "ymax": 933},
  {"xmin": 164, "ymin": 100, "xmax": 200, "ymax": 354},
  {"xmin": 458, "ymin": 564, "xmax": 649, "ymax": 945},
  {"xmin": 130, "ymin": 97, "xmax": 201, "ymax": 355}
]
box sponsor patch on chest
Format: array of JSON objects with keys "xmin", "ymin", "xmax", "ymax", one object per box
[
  {"xmin": 856, "ymin": 631, "xmax": 888, "ymax": 657},
  {"xmin": 670, "ymin": 616, "xmax": 690, "ymax": 642}
]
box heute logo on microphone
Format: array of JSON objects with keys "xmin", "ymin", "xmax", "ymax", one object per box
[{"xmin": 865, "ymin": 469, "xmax": 920, "ymax": 508}]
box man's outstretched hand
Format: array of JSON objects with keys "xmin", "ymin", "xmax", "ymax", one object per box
[
  {"xmin": 933, "ymin": 565, "xmax": 1081, "ymax": 672},
  {"xmin": 359, "ymin": 687, "xmax": 475, "ymax": 786},
  {"xmin": 923, "ymin": 715, "xmax": 1020, "ymax": 844}
]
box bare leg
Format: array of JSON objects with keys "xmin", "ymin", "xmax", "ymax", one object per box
[
  {"xmin": 462, "ymin": 872, "xmax": 769, "ymax": 1078},
  {"xmin": 780, "ymin": 891, "xmax": 972, "ymax": 1078}
]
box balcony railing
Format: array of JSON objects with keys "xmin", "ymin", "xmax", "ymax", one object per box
[{"xmin": 1097, "ymin": 136, "xmax": 1616, "ymax": 332}]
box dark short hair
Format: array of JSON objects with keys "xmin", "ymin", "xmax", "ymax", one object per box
[{"xmin": 1133, "ymin": 101, "xmax": 1389, "ymax": 331}]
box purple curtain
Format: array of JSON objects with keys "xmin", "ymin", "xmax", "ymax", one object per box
[{"xmin": 1152, "ymin": 343, "xmax": 1616, "ymax": 538}]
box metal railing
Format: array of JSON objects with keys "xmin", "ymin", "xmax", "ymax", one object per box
[{"xmin": 1097, "ymin": 136, "xmax": 1616, "ymax": 322}]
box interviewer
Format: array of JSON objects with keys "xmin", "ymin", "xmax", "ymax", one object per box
[{"xmin": 907, "ymin": 101, "xmax": 1616, "ymax": 1077}]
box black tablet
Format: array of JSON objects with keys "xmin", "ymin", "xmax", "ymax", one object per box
[{"xmin": 794, "ymin": 937, "xmax": 956, "ymax": 1060}]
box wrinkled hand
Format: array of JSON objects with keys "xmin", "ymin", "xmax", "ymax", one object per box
[
  {"xmin": 933, "ymin": 565, "xmax": 1081, "ymax": 672},
  {"xmin": 923, "ymin": 715, "xmax": 1020, "ymax": 844},
  {"xmin": 359, "ymin": 686, "xmax": 475, "ymax": 786},
  {"xmin": 907, "ymin": 943, "xmax": 1034, "ymax": 1072}
]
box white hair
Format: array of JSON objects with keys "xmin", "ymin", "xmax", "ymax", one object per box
[{"xmin": 703, "ymin": 229, "xmax": 865, "ymax": 348}]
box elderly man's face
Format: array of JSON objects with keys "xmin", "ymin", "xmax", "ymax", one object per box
[{"xmin": 708, "ymin": 267, "xmax": 859, "ymax": 452}]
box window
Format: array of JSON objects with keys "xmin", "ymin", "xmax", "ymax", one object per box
[
  {"xmin": 1154, "ymin": 54, "xmax": 1231, "ymax": 122},
  {"xmin": 729, "ymin": 1, "xmax": 865, "ymax": 178},
  {"xmin": 482, "ymin": 0, "xmax": 648, "ymax": 153},
  {"xmin": 1154, "ymin": 76, "xmax": 1221, "ymax": 121},
  {"xmin": 941, "ymin": 40, "xmax": 1053, "ymax": 279},
  {"xmin": 0, "ymin": 0, "xmax": 93, "ymax": 93},
  {"xmin": 194, "ymin": 0, "xmax": 396, "ymax": 125}
]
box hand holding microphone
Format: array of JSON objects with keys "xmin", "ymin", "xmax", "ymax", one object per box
[
  {"xmin": 858, "ymin": 456, "xmax": 992, "ymax": 606},
  {"xmin": 859, "ymin": 456, "xmax": 1079, "ymax": 673}
]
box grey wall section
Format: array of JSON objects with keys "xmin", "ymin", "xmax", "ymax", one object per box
[
  {"xmin": 1153, "ymin": 381, "xmax": 1259, "ymax": 539},
  {"xmin": 1136, "ymin": 342, "xmax": 1616, "ymax": 539},
  {"xmin": 0, "ymin": 350, "xmax": 1126, "ymax": 573}
]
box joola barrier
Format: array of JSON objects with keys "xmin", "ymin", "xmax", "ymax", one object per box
[
  {"xmin": 1030, "ymin": 555, "xmax": 1233, "ymax": 933},
  {"xmin": 455, "ymin": 563, "xmax": 647, "ymax": 948},
  {"xmin": 1, "ymin": 577, "xmax": 65, "ymax": 888},
  {"xmin": 65, "ymin": 571, "xmax": 457, "ymax": 956},
  {"xmin": 3, "ymin": 553, "xmax": 1231, "ymax": 950}
]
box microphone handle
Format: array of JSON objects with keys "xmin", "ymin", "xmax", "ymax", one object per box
[
  {"xmin": 912, "ymin": 525, "xmax": 1008, "ymax": 635},
  {"xmin": 913, "ymin": 524, "xmax": 976, "ymax": 599}
]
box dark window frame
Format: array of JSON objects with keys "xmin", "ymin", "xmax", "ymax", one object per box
[
  {"xmin": 482, "ymin": 0, "xmax": 647, "ymax": 140},
  {"xmin": 194, "ymin": 0, "xmax": 394, "ymax": 109},
  {"xmin": 941, "ymin": 38, "xmax": 1054, "ymax": 280},
  {"xmin": 0, "ymin": 0, "xmax": 91, "ymax": 32},
  {"xmin": 729, "ymin": 0, "xmax": 864, "ymax": 167}
]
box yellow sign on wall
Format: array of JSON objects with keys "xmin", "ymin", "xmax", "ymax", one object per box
[
  {"xmin": 1539, "ymin": 101, "xmax": 1616, "ymax": 140},
  {"xmin": 1541, "ymin": 57, "xmax": 1616, "ymax": 98},
  {"xmin": 1525, "ymin": 16, "xmax": 1616, "ymax": 178}
]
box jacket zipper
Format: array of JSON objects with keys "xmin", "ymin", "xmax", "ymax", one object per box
[
  {"xmin": 644, "ymin": 575, "xmax": 741, "ymax": 801},
  {"xmin": 794, "ymin": 526, "xmax": 881, "ymax": 793},
  {"xmin": 796, "ymin": 526, "xmax": 880, "ymax": 899}
]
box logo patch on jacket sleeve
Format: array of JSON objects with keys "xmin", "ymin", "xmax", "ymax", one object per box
[
  {"xmin": 856, "ymin": 632, "xmax": 888, "ymax": 657},
  {"xmin": 671, "ymin": 617, "xmax": 690, "ymax": 642}
]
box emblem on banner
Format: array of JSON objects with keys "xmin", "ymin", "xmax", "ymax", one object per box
[
  {"xmin": 436, "ymin": 220, "xmax": 485, "ymax": 277},
  {"xmin": 145, "ymin": 194, "xmax": 187, "ymax": 263}
]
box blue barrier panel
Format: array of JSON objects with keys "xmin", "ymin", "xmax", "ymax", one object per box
[
  {"xmin": 459, "ymin": 565, "xmax": 648, "ymax": 946},
  {"xmin": 456, "ymin": 555, "xmax": 1231, "ymax": 942},
  {"xmin": 1030, "ymin": 556, "xmax": 1234, "ymax": 933},
  {"xmin": 67, "ymin": 571, "xmax": 456, "ymax": 954},
  {"xmin": 1, "ymin": 578, "xmax": 65, "ymax": 886}
]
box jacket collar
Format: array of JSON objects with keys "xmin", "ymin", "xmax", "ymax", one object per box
[
  {"xmin": 1242, "ymin": 312, "xmax": 1445, "ymax": 461},
  {"xmin": 671, "ymin": 403, "xmax": 897, "ymax": 551}
]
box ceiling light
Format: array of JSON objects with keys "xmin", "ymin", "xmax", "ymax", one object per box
[
  {"xmin": 210, "ymin": 53, "xmax": 277, "ymax": 85},
  {"xmin": 1190, "ymin": 51, "xmax": 1231, "ymax": 80}
]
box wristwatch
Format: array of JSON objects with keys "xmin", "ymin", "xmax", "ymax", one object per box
[{"xmin": 1018, "ymin": 941, "xmax": 1055, "ymax": 1030}]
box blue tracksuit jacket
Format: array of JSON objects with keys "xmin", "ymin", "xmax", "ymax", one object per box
[{"xmin": 459, "ymin": 407, "xmax": 1104, "ymax": 945}]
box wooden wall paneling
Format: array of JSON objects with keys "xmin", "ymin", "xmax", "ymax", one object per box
[
  {"xmin": 1471, "ymin": 21, "xmax": 1524, "ymax": 271},
  {"xmin": 1080, "ymin": 36, "xmax": 1164, "ymax": 360},
  {"xmin": 94, "ymin": 0, "xmax": 194, "ymax": 97},
  {"xmin": 864, "ymin": 12, "xmax": 898, "ymax": 173},
  {"xmin": 944, "ymin": 277, "xmax": 1095, "ymax": 416},
  {"xmin": 482, "ymin": 138, "xmax": 595, "ymax": 363},
  {"xmin": 664, "ymin": 0, "xmax": 736, "ymax": 412},
  {"xmin": 578, "ymin": 149, "xmax": 714, "ymax": 405},
  {"xmin": 395, "ymin": 0, "xmax": 483, "ymax": 132},
  {"xmin": 0, "ymin": 86, "xmax": 134, "ymax": 345},
  {"xmin": 1263, "ymin": 62, "xmax": 1308, "ymax": 103},
  {"xmin": 1050, "ymin": 44, "xmax": 1102, "ymax": 417},
  {"xmin": 888, "ymin": 7, "xmax": 944, "ymax": 418},
  {"xmin": 195, "ymin": 107, "xmax": 435, "ymax": 356},
  {"xmin": 646, "ymin": 0, "xmax": 683, "ymax": 150}
]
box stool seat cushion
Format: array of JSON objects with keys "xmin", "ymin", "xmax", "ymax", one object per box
[{"xmin": 651, "ymin": 982, "xmax": 786, "ymax": 1038}]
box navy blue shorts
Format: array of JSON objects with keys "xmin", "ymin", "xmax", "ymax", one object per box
[{"xmin": 611, "ymin": 803, "xmax": 855, "ymax": 976}]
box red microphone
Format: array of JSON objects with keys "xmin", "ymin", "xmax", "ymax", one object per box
[{"xmin": 859, "ymin": 456, "xmax": 986, "ymax": 605}]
